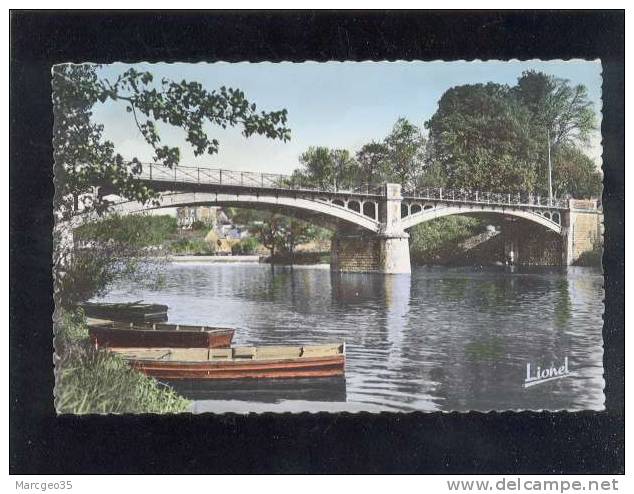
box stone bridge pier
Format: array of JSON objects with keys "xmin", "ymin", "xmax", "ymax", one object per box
[
  {"xmin": 330, "ymin": 187, "xmax": 602, "ymax": 273},
  {"xmin": 331, "ymin": 184, "xmax": 411, "ymax": 274}
]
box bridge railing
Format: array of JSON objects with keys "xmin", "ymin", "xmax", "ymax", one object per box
[
  {"xmin": 135, "ymin": 163, "xmax": 292, "ymax": 188},
  {"xmin": 403, "ymin": 187, "xmax": 569, "ymax": 209},
  {"xmin": 130, "ymin": 163, "xmax": 574, "ymax": 207},
  {"xmin": 132, "ymin": 163, "xmax": 384, "ymax": 195}
]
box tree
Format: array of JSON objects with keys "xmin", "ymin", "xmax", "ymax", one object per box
[
  {"xmin": 277, "ymin": 219, "xmax": 317, "ymax": 264},
  {"xmin": 426, "ymin": 83, "xmax": 540, "ymax": 192},
  {"xmin": 552, "ymin": 146, "xmax": 602, "ymax": 198},
  {"xmin": 225, "ymin": 208, "xmax": 327, "ymax": 264},
  {"xmin": 296, "ymin": 147, "xmax": 360, "ymax": 191},
  {"xmin": 513, "ymin": 70, "xmax": 596, "ymax": 148},
  {"xmin": 62, "ymin": 214, "xmax": 179, "ymax": 308},
  {"xmin": 250, "ymin": 214, "xmax": 285, "ymax": 260},
  {"xmin": 425, "ymin": 73, "xmax": 600, "ymax": 196},
  {"xmin": 382, "ymin": 118, "xmax": 427, "ymax": 189},
  {"xmin": 356, "ymin": 141, "xmax": 389, "ymax": 185},
  {"xmin": 53, "ymin": 64, "xmax": 290, "ymax": 221},
  {"xmin": 513, "ymin": 70, "xmax": 598, "ymax": 196},
  {"xmin": 53, "ymin": 64, "xmax": 291, "ymax": 305}
]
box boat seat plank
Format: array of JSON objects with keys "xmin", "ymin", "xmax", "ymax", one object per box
[
  {"xmin": 114, "ymin": 348, "xmax": 209, "ymax": 361},
  {"xmin": 210, "ymin": 348, "xmax": 233, "ymax": 360},
  {"xmin": 255, "ymin": 346, "xmax": 303, "ymax": 360},
  {"xmin": 232, "ymin": 347, "xmax": 256, "ymax": 359},
  {"xmin": 301, "ymin": 345, "xmax": 342, "ymax": 357}
]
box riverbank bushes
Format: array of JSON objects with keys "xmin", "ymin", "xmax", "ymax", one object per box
[
  {"xmin": 76, "ymin": 214, "xmax": 178, "ymax": 247},
  {"xmin": 231, "ymin": 237, "xmax": 261, "ymax": 255},
  {"xmin": 55, "ymin": 310, "xmax": 190, "ymax": 414},
  {"xmin": 169, "ymin": 237, "xmax": 216, "ymax": 255},
  {"xmin": 573, "ymin": 242, "xmax": 603, "ymax": 267},
  {"xmin": 409, "ymin": 216, "xmax": 485, "ymax": 265}
]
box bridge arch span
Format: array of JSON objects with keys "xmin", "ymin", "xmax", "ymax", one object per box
[
  {"xmin": 400, "ymin": 204, "xmax": 563, "ymax": 235},
  {"xmin": 89, "ymin": 191, "xmax": 382, "ymax": 233}
]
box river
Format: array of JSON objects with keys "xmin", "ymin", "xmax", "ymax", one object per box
[{"xmin": 95, "ymin": 263, "xmax": 605, "ymax": 413}]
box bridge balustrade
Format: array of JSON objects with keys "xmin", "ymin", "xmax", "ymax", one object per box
[
  {"xmin": 129, "ymin": 162, "xmax": 580, "ymax": 209},
  {"xmin": 403, "ymin": 187, "xmax": 568, "ymax": 209},
  {"xmin": 133, "ymin": 162, "xmax": 385, "ymax": 195}
]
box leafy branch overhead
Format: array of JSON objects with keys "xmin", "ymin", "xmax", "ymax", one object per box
[
  {"xmin": 104, "ymin": 67, "xmax": 290, "ymax": 166},
  {"xmin": 53, "ymin": 64, "xmax": 291, "ymax": 220}
]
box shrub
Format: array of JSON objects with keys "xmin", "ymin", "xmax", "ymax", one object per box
[
  {"xmin": 409, "ymin": 216, "xmax": 484, "ymax": 264},
  {"xmin": 76, "ymin": 214, "xmax": 178, "ymax": 248},
  {"xmin": 190, "ymin": 220, "xmax": 209, "ymax": 232},
  {"xmin": 169, "ymin": 237, "xmax": 215, "ymax": 255},
  {"xmin": 574, "ymin": 242, "xmax": 603, "ymax": 267},
  {"xmin": 231, "ymin": 237, "xmax": 261, "ymax": 255}
]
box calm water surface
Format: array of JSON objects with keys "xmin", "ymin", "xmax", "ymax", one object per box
[{"xmin": 97, "ymin": 263, "xmax": 605, "ymax": 413}]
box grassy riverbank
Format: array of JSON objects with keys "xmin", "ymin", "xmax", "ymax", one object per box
[{"xmin": 55, "ymin": 310, "xmax": 190, "ymax": 414}]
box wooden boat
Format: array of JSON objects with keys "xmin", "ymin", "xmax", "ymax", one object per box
[
  {"xmin": 87, "ymin": 320, "xmax": 235, "ymax": 349},
  {"xmin": 110, "ymin": 343, "xmax": 346, "ymax": 380},
  {"xmin": 79, "ymin": 301, "xmax": 168, "ymax": 322}
]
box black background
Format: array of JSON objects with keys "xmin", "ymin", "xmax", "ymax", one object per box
[{"xmin": 10, "ymin": 11, "xmax": 625, "ymax": 474}]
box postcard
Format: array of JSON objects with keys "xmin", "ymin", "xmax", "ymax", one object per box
[{"xmin": 52, "ymin": 60, "xmax": 604, "ymax": 414}]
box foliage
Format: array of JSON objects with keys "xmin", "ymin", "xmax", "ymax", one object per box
[
  {"xmin": 426, "ymin": 83, "xmax": 541, "ymax": 192},
  {"xmin": 409, "ymin": 216, "xmax": 484, "ymax": 264},
  {"xmin": 225, "ymin": 208, "xmax": 325, "ymax": 262},
  {"xmin": 53, "ymin": 64, "xmax": 291, "ymax": 221},
  {"xmin": 190, "ymin": 220, "xmax": 209, "ymax": 232},
  {"xmin": 59, "ymin": 215, "xmax": 174, "ymax": 308},
  {"xmin": 54, "ymin": 64, "xmax": 290, "ymax": 309},
  {"xmin": 75, "ymin": 214, "xmax": 177, "ymax": 247},
  {"xmin": 249, "ymin": 214, "xmax": 286, "ymax": 258},
  {"xmin": 295, "ymin": 147, "xmax": 361, "ymax": 190},
  {"xmin": 231, "ymin": 237, "xmax": 261, "ymax": 255},
  {"xmin": 356, "ymin": 141, "xmax": 390, "ymax": 184},
  {"xmin": 552, "ymin": 145, "xmax": 602, "ymax": 198},
  {"xmin": 169, "ymin": 237, "xmax": 216, "ymax": 255},
  {"xmin": 353, "ymin": 119, "xmax": 427, "ymax": 188},
  {"xmin": 276, "ymin": 219, "xmax": 319, "ymax": 259},
  {"xmin": 513, "ymin": 70, "xmax": 596, "ymax": 147},
  {"xmin": 425, "ymin": 72, "xmax": 599, "ymax": 197},
  {"xmin": 57, "ymin": 307, "xmax": 90, "ymax": 345},
  {"xmin": 58, "ymin": 247, "xmax": 166, "ymax": 310},
  {"xmin": 573, "ymin": 241, "xmax": 603, "ymax": 268},
  {"xmin": 56, "ymin": 347, "xmax": 190, "ymax": 414},
  {"xmin": 224, "ymin": 207, "xmax": 272, "ymax": 225},
  {"xmin": 383, "ymin": 118, "xmax": 427, "ymax": 188}
]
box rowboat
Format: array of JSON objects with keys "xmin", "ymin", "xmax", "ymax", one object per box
[
  {"xmin": 110, "ymin": 343, "xmax": 346, "ymax": 380},
  {"xmin": 88, "ymin": 320, "xmax": 235, "ymax": 349},
  {"xmin": 80, "ymin": 301, "xmax": 168, "ymax": 322}
]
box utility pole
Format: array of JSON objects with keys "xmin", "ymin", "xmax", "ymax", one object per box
[{"xmin": 547, "ymin": 128, "xmax": 553, "ymax": 205}]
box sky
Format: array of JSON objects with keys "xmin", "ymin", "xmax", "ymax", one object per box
[{"xmin": 92, "ymin": 60, "xmax": 603, "ymax": 175}]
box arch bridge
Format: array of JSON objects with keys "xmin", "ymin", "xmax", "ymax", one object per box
[{"xmin": 83, "ymin": 163, "xmax": 601, "ymax": 274}]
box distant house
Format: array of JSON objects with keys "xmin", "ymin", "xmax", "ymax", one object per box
[
  {"xmin": 224, "ymin": 227, "xmax": 248, "ymax": 240},
  {"xmin": 176, "ymin": 206, "xmax": 220, "ymax": 229}
]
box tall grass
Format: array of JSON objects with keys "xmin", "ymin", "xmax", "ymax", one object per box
[{"xmin": 55, "ymin": 310, "xmax": 190, "ymax": 414}]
